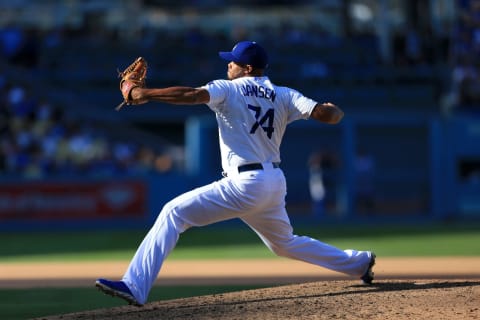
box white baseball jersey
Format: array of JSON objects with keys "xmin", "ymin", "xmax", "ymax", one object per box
[
  {"xmin": 121, "ymin": 76, "xmax": 373, "ymax": 305},
  {"xmin": 202, "ymin": 76, "xmax": 317, "ymax": 172}
]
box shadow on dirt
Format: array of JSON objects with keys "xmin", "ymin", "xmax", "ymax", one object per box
[
  {"xmin": 155, "ymin": 280, "xmax": 480, "ymax": 307},
  {"xmin": 198, "ymin": 280, "xmax": 480, "ymax": 306}
]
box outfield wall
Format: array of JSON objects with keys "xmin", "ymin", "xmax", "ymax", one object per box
[{"xmin": 0, "ymin": 114, "xmax": 479, "ymax": 230}]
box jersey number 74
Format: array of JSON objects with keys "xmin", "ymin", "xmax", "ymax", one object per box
[{"xmin": 248, "ymin": 104, "xmax": 275, "ymax": 139}]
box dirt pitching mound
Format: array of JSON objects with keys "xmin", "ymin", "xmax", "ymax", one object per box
[{"xmin": 38, "ymin": 279, "xmax": 480, "ymax": 320}]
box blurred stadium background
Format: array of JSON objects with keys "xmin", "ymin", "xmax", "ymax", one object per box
[{"xmin": 0, "ymin": 0, "xmax": 479, "ymax": 230}]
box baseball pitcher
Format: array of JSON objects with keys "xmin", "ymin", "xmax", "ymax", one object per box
[{"xmin": 96, "ymin": 41, "xmax": 376, "ymax": 306}]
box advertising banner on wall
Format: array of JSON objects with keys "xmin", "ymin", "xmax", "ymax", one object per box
[{"xmin": 0, "ymin": 180, "xmax": 147, "ymax": 220}]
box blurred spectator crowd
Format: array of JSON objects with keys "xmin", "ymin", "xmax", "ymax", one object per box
[
  {"xmin": 0, "ymin": 78, "xmax": 175, "ymax": 179},
  {"xmin": 0, "ymin": 1, "xmax": 468, "ymax": 179}
]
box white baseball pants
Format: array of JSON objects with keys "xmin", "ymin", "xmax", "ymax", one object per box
[{"xmin": 122, "ymin": 163, "xmax": 372, "ymax": 304}]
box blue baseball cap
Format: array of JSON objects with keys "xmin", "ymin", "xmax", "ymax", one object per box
[{"xmin": 219, "ymin": 41, "xmax": 269, "ymax": 69}]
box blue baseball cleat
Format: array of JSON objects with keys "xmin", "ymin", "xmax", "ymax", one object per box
[
  {"xmin": 360, "ymin": 252, "xmax": 376, "ymax": 284},
  {"xmin": 95, "ymin": 278, "xmax": 143, "ymax": 307}
]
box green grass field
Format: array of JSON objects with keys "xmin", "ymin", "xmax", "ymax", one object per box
[
  {"xmin": 1, "ymin": 222, "xmax": 479, "ymax": 319},
  {"xmin": 1, "ymin": 222, "xmax": 479, "ymax": 262}
]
